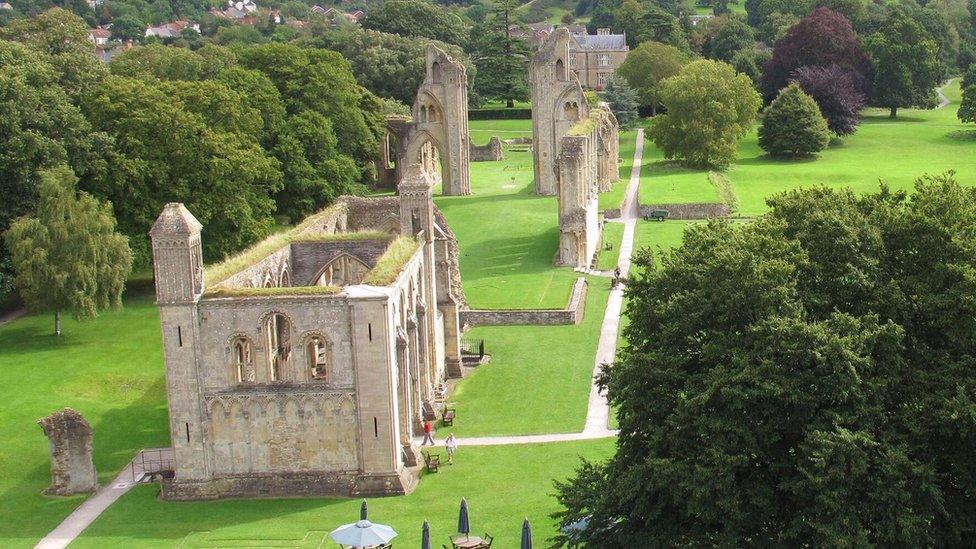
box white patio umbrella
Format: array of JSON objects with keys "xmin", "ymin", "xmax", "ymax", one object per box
[{"xmin": 330, "ymin": 519, "xmax": 397, "ymax": 547}]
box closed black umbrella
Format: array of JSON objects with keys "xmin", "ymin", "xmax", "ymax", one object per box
[
  {"xmin": 421, "ymin": 519, "xmax": 431, "ymax": 549},
  {"xmin": 360, "ymin": 499, "xmax": 368, "ymax": 521},
  {"xmin": 457, "ymin": 498, "xmax": 470, "ymax": 540},
  {"xmin": 521, "ymin": 518, "xmax": 532, "ymax": 549}
]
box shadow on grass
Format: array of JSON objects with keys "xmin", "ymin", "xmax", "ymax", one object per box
[
  {"xmin": 947, "ymin": 130, "xmax": 976, "ymax": 141},
  {"xmin": 861, "ymin": 114, "xmax": 928, "ymax": 124},
  {"xmin": 736, "ymin": 154, "xmax": 820, "ymax": 167}
]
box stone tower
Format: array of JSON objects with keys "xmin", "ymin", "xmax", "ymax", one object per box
[
  {"xmin": 530, "ymin": 28, "xmax": 588, "ymax": 196},
  {"xmin": 403, "ymin": 45, "xmax": 471, "ymax": 196},
  {"xmin": 149, "ymin": 203, "xmax": 209, "ymax": 483}
]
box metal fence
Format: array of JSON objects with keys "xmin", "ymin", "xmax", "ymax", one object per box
[
  {"xmin": 460, "ymin": 337, "xmax": 485, "ymax": 358},
  {"xmin": 130, "ymin": 447, "xmax": 175, "ymax": 483}
]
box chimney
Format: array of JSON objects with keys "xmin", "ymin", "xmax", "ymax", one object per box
[{"xmin": 597, "ymin": 28, "xmax": 610, "ymax": 35}]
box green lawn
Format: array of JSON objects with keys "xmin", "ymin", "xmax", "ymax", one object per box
[
  {"xmin": 598, "ymin": 129, "xmax": 642, "ymax": 211},
  {"xmin": 444, "ymin": 278, "xmax": 610, "ymax": 437},
  {"xmin": 0, "ymin": 293, "xmax": 169, "ymax": 548},
  {"xmin": 596, "ymin": 222, "xmax": 625, "ymax": 271},
  {"xmin": 73, "ymin": 439, "xmax": 614, "ymax": 548},
  {"xmin": 642, "ymin": 81, "xmax": 976, "ymax": 215},
  {"xmin": 437, "ymin": 119, "xmax": 580, "ymax": 309}
]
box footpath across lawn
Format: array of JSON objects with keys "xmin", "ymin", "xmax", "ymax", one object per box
[{"xmin": 73, "ymin": 439, "xmax": 615, "ymax": 548}]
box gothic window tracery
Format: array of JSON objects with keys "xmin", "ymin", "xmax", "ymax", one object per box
[
  {"xmin": 315, "ymin": 254, "xmax": 370, "ymax": 287},
  {"xmin": 265, "ymin": 313, "xmax": 291, "ymax": 382},
  {"xmin": 231, "ymin": 336, "xmax": 255, "ymax": 383},
  {"xmin": 305, "ymin": 334, "xmax": 332, "ymax": 381}
]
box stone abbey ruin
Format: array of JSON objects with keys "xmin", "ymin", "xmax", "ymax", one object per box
[
  {"xmin": 531, "ymin": 28, "xmax": 620, "ymax": 268},
  {"xmin": 146, "ymin": 37, "xmax": 619, "ymax": 500}
]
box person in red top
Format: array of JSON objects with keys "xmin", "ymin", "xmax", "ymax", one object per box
[{"xmin": 421, "ymin": 420, "xmax": 434, "ymax": 446}]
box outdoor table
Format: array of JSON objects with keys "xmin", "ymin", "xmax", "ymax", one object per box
[{"xmin": 452, "ymin": 535, "xmax": 484, "ymax": 548}]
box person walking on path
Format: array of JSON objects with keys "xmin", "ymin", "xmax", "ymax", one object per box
[
  {"xmin": 421, "ymin": 420, "xmax": 435, "ymax": 446},
  {"xmin": 445, "ymin": 433, "xmax": 458, "ymax": 464}
]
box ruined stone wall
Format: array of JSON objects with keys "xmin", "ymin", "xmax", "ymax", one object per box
[
  {"xmin": 556, "ymin": 134, "xmax": 601, "ymax": 267},
  {"xmin": 469, "ymin": 136, "xmax": 503, "ymax": 161},
  {"xmin": 341, "ymin": 196, "xmax": 402, "ymax": 233},
  {"xmin": 460, "ymin": 277, "xmax": 587, "ymax": 327},
  {"xmin": 530, "ymin": 28, "xmax": 589, "ymax": 196},
  {"xmin": 597, "ymin": 107, "xmax": 620, "ymax": 192},
  {"xmin": 289, "ymin": 240, "xmax": 390, "ymax": 285},
  {"xmin": 197, "ymin": 296, "xmax": 356, "ymax": 391},
  {"xmin": 218, "ymin": 247, "xmax": 291, "ymax": 290},
  {"xmin": 433, "ymin": 208, "xmax": 468, "ymax": 309},
  {"xmin": 38, "ymin": 408, "xmax": 98, "ymax": 495}
]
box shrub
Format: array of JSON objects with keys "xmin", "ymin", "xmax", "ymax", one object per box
[{"xmin": 759, "ymin": 83, "xmax": 830, "ymax": 157}]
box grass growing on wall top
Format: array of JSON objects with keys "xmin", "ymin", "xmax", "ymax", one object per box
[
  {"xmin": 204, "ymin": 230, "xmax": 390, "ymax": 289},
  {"xmin": 361, "ymin": 237, "xmax": 422, "ymax": 286}
]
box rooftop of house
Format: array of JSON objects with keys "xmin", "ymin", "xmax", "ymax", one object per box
[{"xmin": 571, "ymin": 32, "xmax": 628, "ymax": 51}]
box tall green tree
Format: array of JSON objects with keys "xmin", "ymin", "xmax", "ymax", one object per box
[
  {"xmin": 960, "ymin": 81, "xmax": 976, "ymax": 123},
  {"xmin": 865, "ymin": 8, "xmax": 945, "ymax": 117},
  {"xmin": 0, "ymin": 40, "xmax": 96, "ymax": 300},
  {"xmin": 649, "ymin": 59, "xmax": 761, "ymax": 168},
  {"xmin": 466, "ymin": 0, "xmax": 532, "ymax": 107},
  {"xmin": 0, "ymin": 8, "xmax": 107, "ymax": 96},
  {"xmin": 758, "ymin": 82, "xmax": 830, "ymax": 157},
  {"xmin": 361, "ymin": 0, "xmax": 467, "ymax": 46},
  {"xmin": 554, "ymin": 175, "xmax": 976, "ymax": 547},
  {"xmin": 617, "ymin": 40, "xmax": 688, "ymax": 114},
  {"xmin": 702, "ymin": 14, "xmax": 755, "ymax": 62},
  {"xmin": 80, "ymin": 75, "xmax": 282, "ymax": 262},
  {"xmin": 600, "ymin": 75, "xmax": 641, "ymax": 130},
  {"xmin": 4, "ymin": 166, "xmax": 132, "ymax": 336}
]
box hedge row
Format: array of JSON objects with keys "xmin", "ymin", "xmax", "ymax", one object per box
[{"xmin": 469, "ymin": 108, "xmax": 533, "ymax": 120}]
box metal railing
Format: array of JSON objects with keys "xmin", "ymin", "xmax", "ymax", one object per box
[{"xmin": 460, "ymin": 337, "xmax": 485, "ymax": 358}]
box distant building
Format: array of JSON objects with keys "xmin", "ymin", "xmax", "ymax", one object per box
[
  {"xmin": 0, "ymin": 2, "xmax": 13, "ymax": 9},
  {"xmin": 310, "ymin": 5, "xmax": 364, "ymax": 25},
  {"xmin": 88, "ymin": 27, "xmax": 111, "ymax": 46},
  {"xmin": 689, "ymin": 14, "xmax": 714, "ymax": 26},
  {"xmin": 569, "ymin": 28, "xmax": 629, "ymax": 90},
  {"xmin": 146, "ymin": 20, "xmax": 199, "ymax": 39}
]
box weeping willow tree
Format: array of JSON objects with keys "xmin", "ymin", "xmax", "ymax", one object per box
[{"xmin": 4, "ymin": 166, "xmax": 132, "ymax": 335}]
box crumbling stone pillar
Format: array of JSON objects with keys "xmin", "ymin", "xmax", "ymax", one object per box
[{"xmin": 38, "ymin": 408, "xmax": 98, "ymax": 495}]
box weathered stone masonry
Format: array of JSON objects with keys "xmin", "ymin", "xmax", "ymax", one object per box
[{"xmin": 150, "ymin": 164, "xmax": 465, "ymax": 500}]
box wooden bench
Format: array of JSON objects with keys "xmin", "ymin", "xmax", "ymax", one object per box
[
  {"xmin": 422, "ymin": 451, "xmax": 440, "ymax": 473},
  {"xmin": 422, "ymin": 401, "xmax": 437, "ymax": 421},
  {"xmin": 442, "ymin": 407, "xmax": 456, "ymax": 426},
  {"xmin": 645, "ymin": 209, "xmax": 668, "ymax": 222}
]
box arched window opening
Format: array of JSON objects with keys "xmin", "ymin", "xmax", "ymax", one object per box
[
  {"xmin": 306, "ymin": 335, "xmax": 332, "ymax": 380},
  {"xmin": 431, "ymin": 61, "xmax": 443, "ymax": 84},
  {"xmin": 265, "ymin": 313, "xmax": 291, "ymax": 382},
  {"xmin": 564, "ymin": 101, "xmax": 579, "ymax": 120},
  {"xmin": 278, "ymin": 267, "xmax": 290, "ymax": 287},
  {"xmin": 232, "ymin": 337, "xmax": 255, "ymax": 383},
  {"xmin": 555, "ymin": 59, "xmax": 566, "ymax": 81},
  {"xmin": 315, "ymin": 254, "xmax": 371, "ymax": 287}
]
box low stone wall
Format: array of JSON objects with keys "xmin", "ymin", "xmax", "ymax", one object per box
[
  {"xmin": 161, "ymin": 468, "xmax": 417, "ymax": 500},
  {"xmin": 469, "ymin": 136, "xmax": 503, "ymax": 161},
  {"xmin": 603, "ymin": 208, "xmax": 621, "ymax": 219},
  {"xmin": 460, "ymin": 277, "xmax": 587, "ymax": 328},
  {"xmin": 640, "ymin": 203, "xmax": 730, "ymax": 220}
]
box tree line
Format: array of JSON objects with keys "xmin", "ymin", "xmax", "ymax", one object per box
[{"xmin": 0, "ymin": 8, "xmax": 386, "ymax": 320}]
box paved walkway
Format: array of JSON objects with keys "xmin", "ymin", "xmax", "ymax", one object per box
[
  {"xmin": 936, "ymin": 78, "xmax": 956, "ymax": 109},
  {"xmin": 35, "ymin": 449, "xmax": 171, "ymax": 549},
  {"xmin": 422, "ymin": 129, "xmax": 646, "ymax": 447}
]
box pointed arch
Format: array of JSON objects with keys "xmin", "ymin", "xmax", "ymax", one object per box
[{"xmin": 313, "ymin": 253, "xmax": 371, "ymax": 287}]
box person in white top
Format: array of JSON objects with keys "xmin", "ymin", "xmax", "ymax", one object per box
[{"xmin": 445, "ymin": 433, "xmax": 458, "ymax": 465}]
